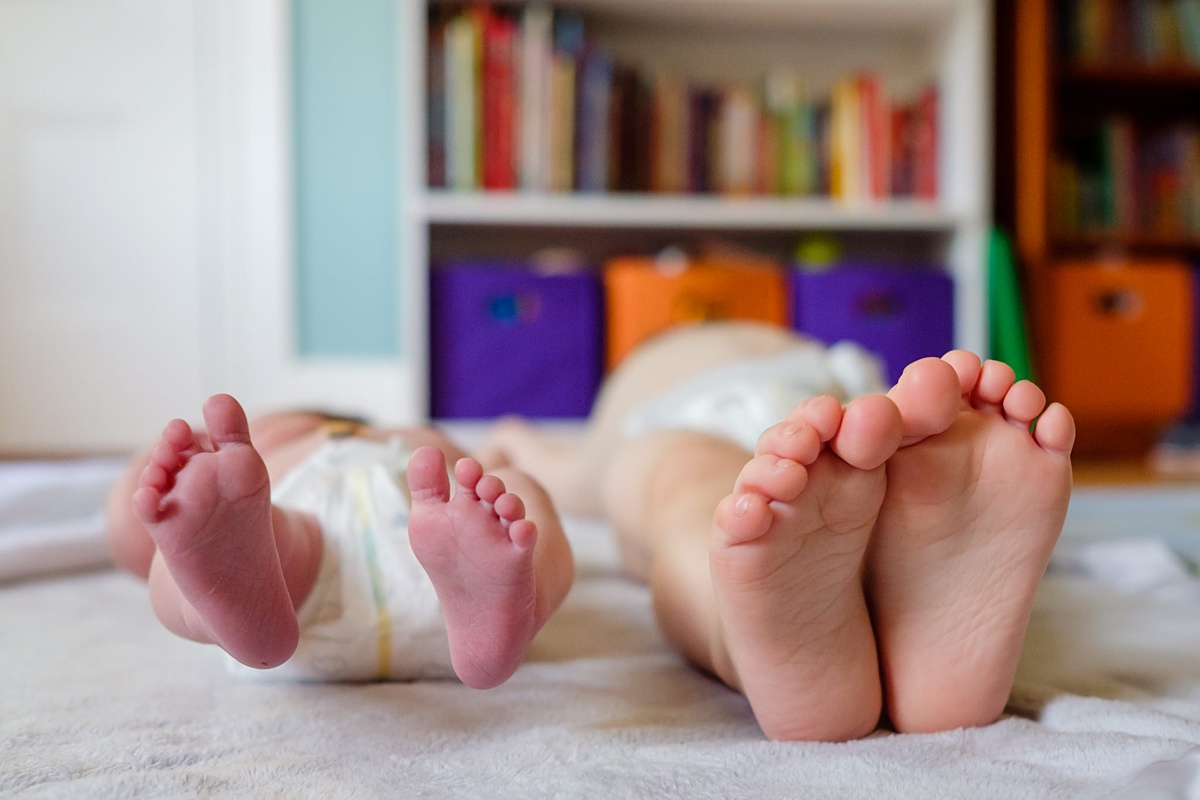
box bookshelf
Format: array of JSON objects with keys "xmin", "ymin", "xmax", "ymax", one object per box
[
  {"xmin": 1012, "ymin": 0, "xmax": 1200, "ymax": 455},
  {"xmin": 397, "ymin": 0, "xmax": 992, "ymax": 420}
]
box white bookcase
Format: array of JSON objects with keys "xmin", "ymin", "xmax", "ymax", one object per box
[{"xmin": 396, "ymin": 0, "xmax": 992, "ymax": 421}]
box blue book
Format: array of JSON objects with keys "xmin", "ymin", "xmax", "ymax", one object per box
[{"xmin": 576, "ymin": 47, "xmax": 614, "ymax": 192}]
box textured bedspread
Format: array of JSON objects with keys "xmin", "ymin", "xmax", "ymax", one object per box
[{"xmin": 5, "ymin": 465, "xmax": 1200, "ymax": 798}]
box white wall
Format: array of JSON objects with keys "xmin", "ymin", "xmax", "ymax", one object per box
[
  {"xmin": 0, "ymin": 0, "xmax": 411, "ymax": 454},
  {"xmin": 0, "ymin": 0, "xmax": 207, "ymax": 453}
]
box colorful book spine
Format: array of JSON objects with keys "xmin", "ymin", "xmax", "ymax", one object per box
[
  {"xmin": 428, "ymin": 5, "xmax": 941, "ymax": 204},
  {"xmin": 914, "ymin": 85, "xmax": 939, "ymax": 200},
  {"xmin": 1179, "ymin": 0, "xmax": 1200, "ymax": 62},
  {"xmin": 445, "ymin": 10, "xmax": 481, "ymax": 190},
  {"xmin": 576, "ymin": 47, "xmax": 614, "ymax": 193},
  {"xmin": 548, "ymin": 52, "xmax": 577, "ymax": 191},
  {"xmin": 765, "ymin": 71, "xmax": 800, "ymax": 195},
  {"xmin": 548, "ymin": 10, "xmax": 583, "ymax": 192},
  {"xmin": 649, "ymin": 71, "xmax": 688, "ymax": 194},
  {"xmin": 519, "ymin": 3, "xmax": 553, "ymax": 191},
  {"xmin": 831, "ymin": 76, "xmax": 861, "ymax": 202},
  {"xmin": 613, "ymin": 66, "xmax": 650, "ymax": 192},
  {"xmin": 716, "ymin": 85, "xmax": 758, "ymax": 196},
  {"xmin": 426, "ymin": 10, "xmax": 449, "ymax": 189},
  {"xmin": 859, "ymin": 73, "xmax": 891, "ymax": 201},
  {"xmin": 482, "ymin": 10, "xmax": 518, "ymax": 191}
]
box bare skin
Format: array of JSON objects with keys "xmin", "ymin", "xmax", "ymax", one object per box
[
  {"xmin": 408, "ymin": 447, "xmax": 543, "ymax": 690},
  {"xmin": 481, "ymin": 322, "xmax": 808, "ymax": 517},
  {"xmin": 615, "ymin": 358, "xmax": 957, "ymax": 741},
  {"xmin": 126, "ymin": 394, "xmax": 572, "ymax": 685},
  {"xmin": 694, "ymin": 351, "xmax": 1075, "ymax": 741},
  {"xmin": 489, "ymin": 324, "xmax": 1075, "ymax": 741},
  {"xmin": 705, "ymin": 392, "xmax": 908, "ymax": 741},
  {"xmin": 868, "ymin": 352, "xmax": 1075, "ymax": 733},
  {"xmin": 115, "ymin": 321, "xmax": 1075, "ymax": 739},
  {"xmin": 106, "ymin": 409, "xmax": 337, "ymax": 578},
  {"xmin": 131, "ymin": 394, "xmax": 319, "ymax": 669}
]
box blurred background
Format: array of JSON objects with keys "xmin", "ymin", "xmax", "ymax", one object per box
[{"xmin": 2, "ymin": 0, "xmax": 1198, "ymax": 475}]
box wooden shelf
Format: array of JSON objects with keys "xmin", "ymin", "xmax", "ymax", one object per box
[
  {"xmin": 1012, "ymin": 0, "xmax": 1200, "ymax": 457},
  {"xmin": 1051, "ymin": 231, "xmax": 1200, "ymax": 255},
  {"xmin": 1056, "ymin": 62, "xmax": 1200, "ymax": 87}
]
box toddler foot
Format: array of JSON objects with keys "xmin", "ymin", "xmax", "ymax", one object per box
[
  {"xmin": 131, "ymin": 394, "xmax": 300, "ymax": 669},
  {"xmin": 708, "ymin": 393, "xmax": 903, "ymax": 741},
  {"xmin": 870, "ymin": 353, "xmax": 1075, "ymax": 732},
  {"xmin": 407, "ymin": 446, "xmax": 540, "ymax": 690}
]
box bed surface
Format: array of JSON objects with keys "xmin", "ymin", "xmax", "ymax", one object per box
[{"xmin": 5, "ymin": 459, "xmax": 1200, "ymax": 798}]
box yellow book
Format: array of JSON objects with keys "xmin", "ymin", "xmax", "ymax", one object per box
[{"xmin": 549, "ymin": 52, "xmax": 576, "ymax": 191}]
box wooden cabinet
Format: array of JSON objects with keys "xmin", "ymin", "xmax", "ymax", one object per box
[{"xmin": 1013, "ymin": 0, "xmax": 1200, "ymax": 455}]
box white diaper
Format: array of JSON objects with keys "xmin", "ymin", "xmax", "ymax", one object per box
[
  {"xmin": 227, "ymin": 437, "xmax": 454, "ymax": 682},
  {"xmin": 621, "ymin": 340, "xmax": 889, "ymax": 452}
]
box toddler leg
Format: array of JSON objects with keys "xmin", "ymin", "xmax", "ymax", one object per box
[{"xmin": 603, "ymin": 390, "xmax": 921, "ymax": 741}]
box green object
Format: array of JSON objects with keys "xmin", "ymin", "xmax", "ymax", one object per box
[
  {"xmin": 987, "ymin": 227, "xmax": 1034, "ymax": 382},
  {"xmin": 793, "ymin": 234, "xmax": 841, "ymax": 271}
]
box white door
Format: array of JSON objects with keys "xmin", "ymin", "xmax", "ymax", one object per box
[{"xmin": 0, "ymin": 0, "xmax": 206, "ymax": 453}]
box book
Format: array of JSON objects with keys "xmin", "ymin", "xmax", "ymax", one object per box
[
  {"xmin": 1178, "ymin": 0, "xmax": 1200, "ymax": 62},
  {"xmin": 427, "ymin": 9, "xmax": 942, "ymax": 204},
  {"xmin": 686, "ymin": 87, "xmax": 717, "ymax": 193},
  {"xmin": 576, "ymin": 46, "xmax": 614, "ymax": 193},
  {"xmin": 611, "ymin": 65, "xmax": 650, "ymax": 192},
  {"xmin": 858, "ymin": 72, "xmax": 891, "ymax": 201},
  {"xmin": 764, "ymin": 71, "xmax": 802, "ymax": 195},
  {"xmin": 548, "ymin": 51, "xmax": 577, "ymax": 191},
  {"xmin": 548, "ymin": 10, "xmax": 584, "ymax": 191},
  {"xmin": 445, "ymin": 9, "xmax": 482, "ymax": 190},
  {"xmin": 716, "ymin": 84, "xmax": 758, "ymax": 196},
  {"xmin": 649, "ymin": 71, "xmax": 688, "ymax": 194},
  {"xmin": 1107, "ymin": 117, "xmax": 1137, "ymax": 231},
  {"xmin": 519, "ymin": 3, "xmax": 553, "ymax": 191},
  {"xmin": 755, "ymin": 104, "xmax": 780, "ymax": 195},
  {"xmin": 890, "ymin": 104, "xmax": 913, "ymax": 196},
  {"xmin": 482, "ymin": 10, "xmax": 518, "ymax": 191},
  {"xmin": 830, "ymin": 76, "xmax": 862, "ymax": 202},
  {"xmin": 914, "ymin": 85, "xmax": 939, "ymax": 200},
  {"xmin": 426, "ymin": 8, "xmax": 450, "ymax": 188}
]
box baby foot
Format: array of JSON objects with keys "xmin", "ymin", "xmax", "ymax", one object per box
[
  {"xmin": 869, "ymin": 352, "xmax": 1075, "ymax": 732},
  {"xmin": 406, "ymin": 446, "xmax": 540, "ymax": 690},
  {"xmin": 480, "ymin": 417, "xmax": 597, "ymax": 517},
  {"xmin": 708, "ymin": 392, "xmax": 904, "ymax": 741},
  {"xmin": 131, "ymin": 394, "xmax": 300, "ymax": 669}
]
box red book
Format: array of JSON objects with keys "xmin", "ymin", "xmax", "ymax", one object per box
[
  {"xmin": 914, "ymin": 85, "xmax": 939, "ymax": 200},
  {"xmin": 890, "ymin": 105, "xmax": 913, "ymax": 196},
  {"xmin": 482, "ymin": 11, "xmax": 517, "ymax": 191},
  {"xmin": 858, "ymin": 73, "xmax": 890, "ymax": 200}
]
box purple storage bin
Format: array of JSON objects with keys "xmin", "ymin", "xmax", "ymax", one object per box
[
  {"xmin": 789, "ymin": 264, "xmax": 954, "ymax": 385},
  {"xmin": 431, "ymin": 262, "xmax": 603, "ymax": 418}
]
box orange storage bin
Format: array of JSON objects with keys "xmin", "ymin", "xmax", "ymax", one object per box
[
  {"xmin": 1041, "ymin": 260, "xmax": 1194, "ymax": 454},
  {"xmin": 603, "ymin": 254, "xmax": 788, "ymax": 369}
]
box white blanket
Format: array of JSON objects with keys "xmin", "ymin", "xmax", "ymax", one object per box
[
  {"xmin": 5, "ymin": 463, "xmax": 1200, "ymax": 798},
  {"xmin": 0, "ymin": 457, "xmax": 121, "ymax": 582}
]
